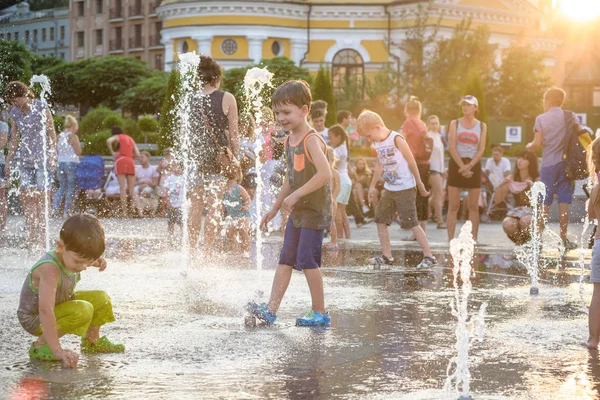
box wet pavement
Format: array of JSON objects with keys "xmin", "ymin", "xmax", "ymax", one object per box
[{"xmin": 0, "ymin": 244, "xmax": 598, "ymax": 399}]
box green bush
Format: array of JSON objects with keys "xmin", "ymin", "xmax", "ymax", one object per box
[
  {"xmin": 79, "ymin": 107, "xmax": 116, "ymax": 136},
  {"xmin": 82, "ymin": 130, "xmax": 111, "ymax": 156},
  {"xmin": 102, "ymin": 114, "xmax": 125, "ymax": 130},
  {"xmin": 122, "ymin": 118, "xmax": 142, "ymax": 141},
  {"xmin": 53, "ymin": 115, "xmax": 65, "ymax": 133},
  {"xmin": 138, "ymin": 116, "xmax": 158, "ymax": 133}
]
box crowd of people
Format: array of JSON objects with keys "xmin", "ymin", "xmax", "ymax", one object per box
[
  {"xmin": 0, "ymin": 58, "xmax": 588, "ymax": 259},
  {"xmin": 6, "ymin": 55, "xmax": 600, "ymax": 367}
]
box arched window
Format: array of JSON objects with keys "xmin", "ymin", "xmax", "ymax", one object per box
[
  {"xmin": 181, "ymin": 40, "xmax": 189, "ymax": 53},
  {"xmin": 332, "ymin": 49, "xmax": 364, "ymax": 96}
]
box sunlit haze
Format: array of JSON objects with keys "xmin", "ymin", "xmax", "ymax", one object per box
[{"xmin": 555, "ymin": 0, "xmax": 600, "ymax": 21}]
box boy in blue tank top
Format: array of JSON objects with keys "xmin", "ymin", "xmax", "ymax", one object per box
[
  {"xmin": 247, "ymin": 80, "xmax": 332, "ymax": 326},
  {"xmin": 357, "ymin": 110, "xmax": 437, "ymax": 269},
  {"xmin": 17, "ymin": 214, "xmax": 124, "ymax": 368}
]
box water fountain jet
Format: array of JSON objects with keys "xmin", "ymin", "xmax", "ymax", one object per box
[
  {"xmin": 243, "ymin": 67, "xmax": 274, "ymax": 271},
  {"xmin": 174, "ymin": 52, "xmax": 200, "ymax": 264},
  {"xmin": 29, "ymin": 74, "xmax": 53, "ymax": 251},
  {"xmin": 444, "ymin": 221, "xmax": 487, "ymax": 400}
]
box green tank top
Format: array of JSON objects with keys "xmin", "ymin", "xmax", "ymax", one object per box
[{"xmin": 17, "ymin": 251, "xmax": 80, "ymax": 335}]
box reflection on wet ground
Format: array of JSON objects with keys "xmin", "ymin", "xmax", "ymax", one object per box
[{"xmin": 0, "ymin": 246, "xmax": 598, "ymax": 399}]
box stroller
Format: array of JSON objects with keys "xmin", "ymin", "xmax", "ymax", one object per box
[{"xmin": 75, "ymin": 155, "xmax": 108, "ymax": 214}]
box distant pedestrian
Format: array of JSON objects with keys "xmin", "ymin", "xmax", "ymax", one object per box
[
  {"xmin": 52, "ymin": 116, "xmax": 82, "ymax": 217},
  {"xmin": 329, "ymin": 124, "xmax": 351, "ymax": 239},
  {"xmin": 446, "ymin": 95, "xmax": 487, "ymax": 241},
  {"xmin": 4, "ymin": 81, "xmax": 57, "ymax": 248},
  {"xmin": 526, "ymin": 87, "xmax": 581, "ymax": 250},
  {"xmin": 106, "ymin": 125, "xmax": 141, "ymax": 217},
  {"xmin": 427, "ymin": 115, "xmax": 446, "ymax": 229},
  {"xmin": 401, "ymin": 96, "xmax": 432, "ymax": 240}
]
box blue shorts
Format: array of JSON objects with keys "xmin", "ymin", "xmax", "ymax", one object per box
[
  {"xmin": 19, "ymin": 163, "xmax": 52, "ymax": 190},
  {"xmin": 540, "ymin": 161, "xmax": 573, "ymax": 206},
  {"xmin": 278, "ymin": 217, "xmax": 324, "ymax": 271}
]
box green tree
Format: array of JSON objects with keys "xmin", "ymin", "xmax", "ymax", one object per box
[
  {"xmin": 102, "ymin": 114, "xmax": 125, "ymax": 130},
  {"xmin": 158, "ymin": 69, "xmax": 181, "ymax": 150},
  {"xmin": 78, "ymin": 56, "xmax": 152, "ymax": 111},
  {"xmin": 462, "ymin": 69, "xmax": 488, "ymax": 126},
  {"xmin": 312, "ymin": 65, "xmax": 336, "ymax": 126},
  {"xmin": 335, "ymin": 76, "xmax": 365, "ymax": 116},
  {"xmin": 427, "ymin": 21, "xmax": 497, "ymax": 120},
  {"xmin": 494, "ymin": 41, "xmax": 551, "ymax": 120},
  {"xmin": 138, "ymin": 117, "xmax": 159, "ymax": 143},
  {"xmin": 118, "ymin": 72, "xmax": 169, "ymax": 117},
  {"xmin": 391, "ymin": 2, "xmax": 442, "ymax": 103},
  {"xmin": 0, "ymin": 40, "xmax": 33, "ymax": 93},
  {"xmin": 42, "ymin": 58, "xmax": 92, "ymax": 110},
  {"xmin": 79, "ymin": 107, "xmax": 117, "ymax": 136},
  {"xmin": 30, "ymin": 54, "xmax": 63, "ymax": 75}
]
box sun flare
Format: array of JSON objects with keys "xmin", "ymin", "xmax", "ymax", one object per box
[{"xmin": 555, "ymin": 0, "xmax": 600, "ymax": 22}]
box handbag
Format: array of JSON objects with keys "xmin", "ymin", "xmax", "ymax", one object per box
[{"xmin": 197, "ymin": 96, "xmax": 238, "ymax": 175}]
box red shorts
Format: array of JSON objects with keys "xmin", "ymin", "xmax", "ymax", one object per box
[{"xmin": 115, "ymin": 156, "xmax": 135, "ymax": 176}]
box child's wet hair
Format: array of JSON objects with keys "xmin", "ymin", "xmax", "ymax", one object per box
[
  {"xmin": 60, "ymin": 214, "xmax": 105, "ymax": 260},
  {"xmin": 272, "ymin": 80, "xmax": 312, "ymax": 111}
]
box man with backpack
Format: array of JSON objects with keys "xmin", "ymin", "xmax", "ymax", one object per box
[{"xmin": 526, "ymin": 87, "xmax": 584, "ymax": 250}]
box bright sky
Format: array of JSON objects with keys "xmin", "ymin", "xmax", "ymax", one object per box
[{"xmin": 554, "ymin": 0, "xmax": 600, "ymax": 21}]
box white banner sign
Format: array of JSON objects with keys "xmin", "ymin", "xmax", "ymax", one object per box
[{"xmin": 505, "ymin": 126, "xmax": 522, "ymax": 143}]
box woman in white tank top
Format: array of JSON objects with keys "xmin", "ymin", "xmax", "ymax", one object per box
[
  {"xmin": 51, "ymin": 116, "xmax": 82, "ymax": 217},
  {"xmin": 446, "ymin": 95, "xmax": 487, "ymax": 242}
]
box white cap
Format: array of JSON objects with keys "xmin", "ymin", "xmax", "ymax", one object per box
[{"xmin": 459, "ymin": 95, "xmax": 478, "ymax": 107}]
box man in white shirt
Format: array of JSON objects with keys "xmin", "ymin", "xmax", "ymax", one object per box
[
  {"xmin": 134, "ymin": 151, "xmax": 159, "ymax": 198},
  {"xmin": 484, "ymin": 146, "xmax": 511, "ymax": 189}
]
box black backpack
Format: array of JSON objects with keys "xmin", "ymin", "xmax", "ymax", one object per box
[{"xmin": 563, "ymin": 110, "xmax": 592, "ymax": 181}]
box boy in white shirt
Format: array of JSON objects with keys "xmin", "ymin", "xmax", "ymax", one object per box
[
  {"xmin": 134, "ymin": 151, "xmax": 159, "ymax": 198},
  {"xmin": 357, "ymin": 110, "xmax": 437, "ymax": 269}
]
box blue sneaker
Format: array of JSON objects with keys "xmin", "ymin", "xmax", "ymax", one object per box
[
  {"xmin": 246, "ymin": 300, "xmax": 277, "ymax": 325},
  {"xmin": 296, "ymin": 310, "xmax": 331, "ymax": 327}
]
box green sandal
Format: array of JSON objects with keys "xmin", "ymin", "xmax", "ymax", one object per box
[
  {"xmin": 29, "ymin": 343, "xmax": 59, "ymax": 361},
  {"xmin": 81, "ymin": 336, "xmax": 125, "ymax": 353}
]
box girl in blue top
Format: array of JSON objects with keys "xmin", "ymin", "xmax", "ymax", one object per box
[{"xmin": 223, "ymin": 164, "xmax": 252, "ymax": 254}]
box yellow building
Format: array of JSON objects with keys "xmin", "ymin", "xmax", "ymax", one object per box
[{"xmin": 157, "ymin": 0, "xmax": 557, "ymax": 92}]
